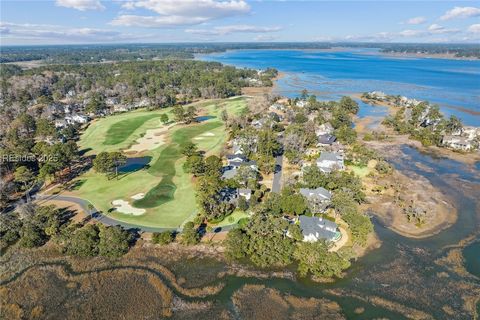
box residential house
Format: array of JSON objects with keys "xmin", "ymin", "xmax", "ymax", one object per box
[
  {"xmin": 270, "ymin": 103, "xmax": 286, "ymax": 112},
  {"xmin": 316, "ymin": 152, "xmax": 344, "ymax": 173},
  {"xmin": 251, "ymin": 118, "xmax": 268, "ymax": 129},
  {"xmin": 221, "ymin": 167, "xmax": 238, "ymax": 180},
  {"xmin": 229, "ymin": 160, "xmax": 258, "ymax": 171},
  {"xmin": 54, "ymin": 119, "xmax": 68, "ymax": 128},
  {"xmin": 226, "ymin": 154, "xmax": 248, "ymax": 166},
  {"xmin": 296, "ymin": 100, "xmax": 307, "ymax": 108},
  {"xmin": 297, "ymin": 215, "xmax": 341, "ymax": 242},
  {"xmin": 462, "ymin": 126, "xmax": 480, "ymax": 140},
  {"xmin": 317, "ymin": 134, "xmax": 337, "ymax": 146},
  {"xmin": 238, "ymin": 188, "xmax": 252, "ymax": 201},
  {"xmin": 299, "ymin": 187, "xmax": 332, "ymax": 213},
  {"xmin": 65, "ymin": 114, "xmax": 89, "ymax": 125},
  {"xmin": 105, "ymin": 97, "xmax": 120, "ymax": 106},
  {"xmin": 442, "ymin": 135, "xmax": 474, "ymax": 151},
  {"xmin": 113, "ymin": 104, "xmax": 130, "ymax": 113},
  {"xmin": 219, "ymin": 188, "xmax": 238, "ymax": 204}
]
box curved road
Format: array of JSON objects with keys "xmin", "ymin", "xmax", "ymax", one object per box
[{"xmin": 35, "ymin": 194, "xmax": 238, "ymax": 233}]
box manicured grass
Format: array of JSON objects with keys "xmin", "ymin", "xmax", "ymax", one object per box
[
  {"xmin": 348, "ymin": 165, "xmax": 371, "ymax": 178},
  {"xmin": 212, "ymin": 209, "xmax": 250, "ymax": 227},
  {"xmin": 104, "ymin": 114, "xmax": 162, "ymax": 145},
  {"xmin": 79, "ymin": 109, "xmax": 171, "ymax": 154},
  {"xmin": 72, "ymin": 98, "xmax": 248, "ymax": 228}
]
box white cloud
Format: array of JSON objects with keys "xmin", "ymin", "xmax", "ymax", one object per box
[
  {"xmin": 427, "ymin": 24, "xmax": 460, "ymax": 34},
  {"xmin": 185, "ymin": 24, "xmax": 281, "ymax": 36},
  {"xmin": 0, "ymin": 22, "xmax": 137, "ymax": 43},
  {"xmin": 404, "ymin": 16, "xmax": 426, "ymax": 25},
  {"xmin": 112, "ymin": 0, "xmax": 250, "ymax": 27},
  {"xmin": 440, "ymin": 6, "xmax": 480, "ymax": 20},
  {"xmin": 55, "ymin": 0, "xmax": 105, "ymax": 11},
  {"xmin": 467, "ymin": 24, "xmax": 480, "ymax": 34},
  {"xmin": 398, "ymin": 29, "xmax": 425, "ymax": 37}
]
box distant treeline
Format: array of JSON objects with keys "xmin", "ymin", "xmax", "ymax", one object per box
[
  {"xmin": 2, "ymin": 42, "xmax": 479, "ymax": 64},
  {"xmin": 377, "ymin": 43, "xmax": 480, "ymax": 59}
]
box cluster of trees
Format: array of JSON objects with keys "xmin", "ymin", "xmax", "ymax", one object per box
[
  {"xmin": 61, "ymin": 224, "xmax": 132, "ymax": 258},
  {"xmin": 0, "ymin": 44, "xmax": 201, "ymax": 64},
  {"xmin": 93, "ymin": 151, "xmax": 127, "ymax": 179},
  {"xmin": 1, "ymin": 60, "xmax": 270, "ymax": 111},
  {"xmin": 0, "ymin": 204, "xmax": 133, "ymax": 258},
  {"xmin": 382, "ymin": 102, "xmax": 467, "ymax": 147},
  {"xmin": 0, "ymin": 113, "xmax": 80, "ymax": 208},
  {"xmin": 172, "ymin": 105, "xmax": 197, "ymax": 124},
  {"xmin": 224, "ymin": 204, "xmax": 351, "ymax": 278}
]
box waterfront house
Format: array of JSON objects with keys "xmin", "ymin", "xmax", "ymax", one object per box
[
  {"xmin": 442, "ymin": 135, "xmax": 474, "ymax": 151},
  {"xmin": 297, "ymin": 215, "xmax": 341, "ymax": 242}
]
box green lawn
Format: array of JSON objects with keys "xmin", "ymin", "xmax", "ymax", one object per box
[
  {"xmin": 104, "ymin": 114, "xmax": 162, "ymax": 145},
  {"xmin": 79, "ymin": 109, "xmax": 171, "ymax": 154},
  {"xmin": 71, "ymin": 98, "xmax": 247, "ymax": 228},
  {"xmin": 348, "ymin": 165, "xmax": 371, "ymax": 178},
  {"xmin": 212, "ymin": 209, "xmax": 251, "ymax": 227}
]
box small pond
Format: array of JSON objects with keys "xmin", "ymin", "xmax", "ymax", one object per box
[
  {"xmin": 119, "ymin": 156, "xmax": 151, "ymax": 173},
  {"xmin": 195, "ymin": 115, "xmax": 216, "ymax": 122}
]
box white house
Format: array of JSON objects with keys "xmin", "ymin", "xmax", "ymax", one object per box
[
  {"xmin": 297, "ymin": 215, "xmax": 340, "ymax": 242},
  {"xmin": 442, "ymin": 135, "xmax": 474, "ymax": 151},
  {"xmin": 296, "ymin": 100, "xmax": 307, "ymax": 108},
  {"xmin": 316, "ymin": 152, "xmax": 345, "ymax": 173},
  {"xmin": 238, "ymin": 188, "xmax": 252, "ymax": 201}
]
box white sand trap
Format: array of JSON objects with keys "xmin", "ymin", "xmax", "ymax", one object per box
[
  {"xmin": 126, "ymin": 123, "xmax": 175, "ymax": 153},
  {"xmin": 112, "ymin": 199, "xmax": 146, "ymax": 215},
  {"xmin": 201, "ymin": 132, "xmax": 215, "ymax": 137},
  {"xmin": 130, "ymin": 193, "xmax": 145, "ymax": 200},
  {"xmin": 193, "ymin": 137, "xmax": 205, "ymax": 140}
]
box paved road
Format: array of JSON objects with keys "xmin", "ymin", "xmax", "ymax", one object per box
[
  {"xmin": 271, "ymin": 154, "xmax": 284, "ymax": 193},
  {"xmin": 35, "ymin": 194, "xmax": 238, "ymax": 233}
]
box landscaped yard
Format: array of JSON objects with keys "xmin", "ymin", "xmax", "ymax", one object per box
[{"xmin": 68, "ymin": 98, "xmax": 247, "ymax": 228}]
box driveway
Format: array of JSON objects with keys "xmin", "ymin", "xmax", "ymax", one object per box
[
  {"xmin": 271, "ymin": 154, "xmax": 284, "ymax": 193},
  {"xmin": 35, "ymin": 194, "xmax": 239, "ymax": 233}
]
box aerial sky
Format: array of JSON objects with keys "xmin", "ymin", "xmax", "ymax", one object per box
[{"xmin": 1, "ymin": 0, "xmax": 480, "ymax": 45}]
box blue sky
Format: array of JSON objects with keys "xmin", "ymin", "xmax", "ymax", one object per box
[{"xmin": 1, "ymin": 1, "xmax": 480, "ymax": 45}]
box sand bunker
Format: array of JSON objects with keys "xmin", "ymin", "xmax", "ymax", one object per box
[
  {"xmin": 112, "ymin": 199, "xmax": 146, "ymax": 215},
  {"xmin": 126, "ymin": 123, "xmax": 175, "ymax": 153},
  {"xmin": 193, "ymin": 131, "xmax": 215, "ymax": 141},
  {"xmin": 131, "ymin": 193, "xmax": 145, "ymax": 200}
]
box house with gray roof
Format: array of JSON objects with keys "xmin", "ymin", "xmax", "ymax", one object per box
[
  {"xmin": 316, "ymin": 152, "xmax": 344, "ymax": 173},
  {"xmin": 317, "ymin": 134, "xmax": 337, "ymax": 146},
  {"xmin": 300, "ymin": 187, "xmax": 332, "ymax": 213},
  {"xmin": 298, "ymin": 215, "xmax": 341, "ymax": 242},
  {"xmin": 221, "ymin": 167, "xmax": 237, "ymax": 180},
  {"xmin": 238, "ymin": 188, "xmax": 252, "ymax": 201}
]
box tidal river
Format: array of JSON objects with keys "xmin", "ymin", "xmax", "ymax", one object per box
[
  {"xmin": 198, "ymin": 48, "xmax": 480, "ymax": 126},
  {"xmin": 197, "ymin": 49, "xmax": 480, "ymax": 319}
]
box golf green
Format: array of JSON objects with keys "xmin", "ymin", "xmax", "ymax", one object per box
[{"xmin": 134, "ymin": 121, "xmax": 222, "ymax": 208}]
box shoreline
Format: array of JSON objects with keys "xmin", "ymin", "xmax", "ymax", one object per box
[
  {"xmin": 352, "ymin": 93, "xmax": 480, "ymax": 166},
  {"xmin": 241, "ymin": 71, "xmax": 286, "ymax": 96}
]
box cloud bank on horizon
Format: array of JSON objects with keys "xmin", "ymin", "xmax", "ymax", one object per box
[{"xmin": 1, "ymin": 0, "xmax": 480, "ymax": 45}]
